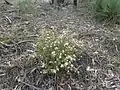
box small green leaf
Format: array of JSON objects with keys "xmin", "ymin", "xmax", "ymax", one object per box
[{"xmin": 3, "ymin": 37, "xmax": 9, "ymax": 44}]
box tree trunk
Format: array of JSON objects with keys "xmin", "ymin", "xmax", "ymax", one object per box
[
  {"xmin": 51, "ymin": 0, "xmax": 78, "ymax": 7},
  {"xmin": 51, "ymin": 0, "xmax": 54, "ymax": 4},
  {"xmin": 73, "ymin": 0, "xmax": 77, "ymax": 7},
  {"xmin": 57, "ymin": 0, "xmax": 64, "ymax": 6},
  {"xmin": 57, "ymin": 0, "xmax": 64, "ymax": 4},
  {"xmin": 51, "ymin": 0, "xmax": 58, "ymax": 5}
]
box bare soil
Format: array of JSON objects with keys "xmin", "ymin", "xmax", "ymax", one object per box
[{"xmin": 0, "ymin": 1, "xmax": 120, "ymax": 90}]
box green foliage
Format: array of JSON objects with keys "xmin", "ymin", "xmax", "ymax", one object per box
[
  {"xmin": 92, "ymin": 0, "xmax": 120, "ymax": 24},
  {"xmin": 17, "ymin": 0, "xmax": 36, "ymax": 14},
  {"xmin": 113, "ymin": 57, "xmax": 120, "ymax": 69},
  {"xmin": 2, "ymin": 37, "xmax": 9, "ymax": 44},
  {"xmin": 36, "ymin": 29, "xmax": 80, "ymax": 74},
  {"xmin": 0, "ymin": 36, "xmax": 10, "ymax": 47}
]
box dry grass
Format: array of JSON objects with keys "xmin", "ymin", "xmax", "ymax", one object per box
[{"xmin": 0, "ymin": 0, "xmax": 120, "ymax": 90}]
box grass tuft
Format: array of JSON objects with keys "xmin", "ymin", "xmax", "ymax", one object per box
[{"xmin": 91, "ymin": 0, "xmax": 120, "ymax": 24}]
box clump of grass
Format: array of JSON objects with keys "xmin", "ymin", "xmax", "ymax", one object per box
[
  {"xmin": 92, "ymin": 0, "xmax": 120, "ymax": 24},
  {"xmin": 113, "ymin": 56, "xmax": 120, "ymax": 69},
  {"xmin": 0, "ymin": 34, "xmax": 10, "ymax": 47},
  {"xmin": 36, "ymin": 28, "xmax": 81, "ymax": 74}
]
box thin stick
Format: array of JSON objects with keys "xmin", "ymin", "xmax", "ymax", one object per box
[
  {"xmin": 19, "ymin": 80, "xmax": 42, "ymax": 90},
  {"xmin": 5, "ymin": 15, "xmax": 12, "ymax": 24}
]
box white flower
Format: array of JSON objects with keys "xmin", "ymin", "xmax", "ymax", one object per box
[
  {"xmin": 65, "ymin": 55, "xmax": 73, "ymax": 61},
  {"xmin": 57, "ymin": 41, "xmax": 60, "ymax": 44},
  {"xmin": 64, "ymin": 43, "xmax": 69, "ymax": 46},
  {"xmin": 55, "ymin": 47, "xmax": 58, "ymax": 50},
  {"xmin": 56, "ymin": 67, "xmax": 59, "ymax": 71},
  {"xmin": 45, "ymin": 38, "xmax": 48, "ymax": 41},
  {"xmin": 43, "ymin": 47, "xmax": 46, "ymax": 50},
  {"xmin": 60, "ymin": 64, "xmax": 64, "ymax": 68},
  {"xmin": 49, "ymin": 61, "xmax": 53, "ymax": 63},
  {"xmin": 42, "ymin": 63, "xmax": 45, "ymax": 68},
  {"xmin": 64, "ymin": 62, "xmax": 68, "ymax": 66},
  {"xmin": 51, "ymin": 69, "xmax": 56, "ymax": 73},
  {"xmin": 62, "ymin": 50, "xmax": 65, "ymax": 53},
  {"xmin": 53, "ymin": 43, "xmax": 56, "ymax": 46},
  {"xmin": 51, "ymin": 51, "xmax": 56, "ymax": 56},
  {"xmin": 47, "ymin": 36, "xmax": 51, "ymax": 39},
  {"xmin": 70, "ymin": 64, "xmax": 74, "ymax": 67},
  {"xmin": 54, "ymin": 40, "xmax": 57, "ymax": 44},
  {"xmin": 67, "ymin": 46, "xmax": 73, "ymax": 51},
  {"xmin": 59, "ymin": 53, "xmax": 62, "ymax": 59},
  {"xmin": 72, "ymin": 58, "xmax": 76, "ymax": 61},
  {"xmin": 73, "ymin": 54, "xmax": 76, "ymax": 58},
  {"xmin": 46, "ymin": 33, "xmax": 49, "ymax": 36}
]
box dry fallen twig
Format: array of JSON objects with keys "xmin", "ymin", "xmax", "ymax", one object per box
[
  {"xmin": 4, "ymin": 0, "xmax": 13, "ymax": 5},
  {"xmin": 4, "ymin": 15, "xmax": 12, "ymax": 24},
  {"xmin": 17, "ymin": 78, "xmax": 42, "ymax": 90},
  {"xmin": 0, "ymin": 25, "xmax": 6, "ymax": 32}
]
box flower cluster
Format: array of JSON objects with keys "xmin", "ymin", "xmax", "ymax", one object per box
[{"xmin": 36, "ymin": 28, "xmax": 79, "ymax": 74}]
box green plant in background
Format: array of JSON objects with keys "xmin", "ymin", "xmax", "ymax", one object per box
[
  {"xmin": 17, "ymin": 0, "xmax": 36, "ymax": 14},
  {"xmin": 113, "ymin": 56, "xmax": 120, "ymax": 69},
  {"xmin": 92, "ymin": 0, "xmax": 120, "ymax": 24},
  {"xmin": 2, "ymin": 37, "xmax": 9, "ymax": 44},
  {"xmin": 36, "ymin": 29, "xmax": 80, "ymax": 74},
  {"xmin": 0, "ymin": 36, "xmax": 10, "ymax": 47}
]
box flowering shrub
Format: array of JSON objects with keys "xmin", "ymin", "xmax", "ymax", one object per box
[{"xmin": 36, "ymin": 28, "xmax": 79, "ymax": 74}]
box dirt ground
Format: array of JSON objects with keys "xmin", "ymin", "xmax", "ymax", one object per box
[{"xmin": 0, "ymin": 0, "xmax": 120, "ymax": 90}]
